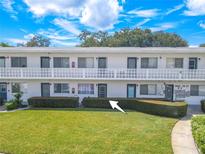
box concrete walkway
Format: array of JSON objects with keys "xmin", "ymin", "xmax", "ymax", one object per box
[
  {"xmin": 172, "ymin": 105, "xmax": 204, "ymax": 154},
  {"xmin": 0, "ymin": 105, "xmax": 5, "ymax": 111},
  {"xmin": 0, "ymin": 106, "xmax": 29, "ymax": 112}
]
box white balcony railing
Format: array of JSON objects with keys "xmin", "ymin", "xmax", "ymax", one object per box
[{"xmin": 0, "ymin": 68, "xmax": 205, "ymax": 81}]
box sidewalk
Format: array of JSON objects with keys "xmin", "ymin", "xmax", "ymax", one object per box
[
  {"xmin": 0, "ymin": 105, "xmax": 5, "ymax": 111},
  {"xmin": 0, "ymin": 106, "xmax": 29, "ymax": 112},
  {"xmin": 171, "ymin": 105, "xmax": 204, "ymax": 154}
]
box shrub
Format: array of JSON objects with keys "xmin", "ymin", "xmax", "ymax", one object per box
[
  {"xmin": 201, "ymin": 100, "xmax": 205, "ymax": 113},
  {"xmin": 28, "ymin": 97, "xmax": 79, "ymax": 108},
  {"xmin": 82, "ymin": 97, "xmax": 188, "ymax": 118},
  {"xmin": 13, "ymin": 92, "xmax": 23, "ymax": 107},
  {"xmin": 5, "ymin": 101, "xmax": 17, "ymax": 110},
  {"xmin": 191, "ymin": 116, "xmax": 205, "ymax": 154}
]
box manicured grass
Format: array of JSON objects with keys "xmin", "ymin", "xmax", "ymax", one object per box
[
  {"xmin": 0, "ymin": 109, "xmax": 177, "ymax": 154},
  {"xmin": 191, "ymin": 116, "xmax": 205, "ymax": 154}
]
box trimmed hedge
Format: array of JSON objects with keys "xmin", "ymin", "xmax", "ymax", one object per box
[
  {"xmin": 5, "ymin": 101, "xmax": 17, "ymax": 110},
  {"xmin": 191, "ymin": 116, "xmax": 205, "ymax": 154},
  {"xmin": 82, "ymin": 97, "xmax": 188, "ymax": 118},
  {"xmin": 201, "ymin": 100, "xmax": 205, "ymax": 113},
  {"xmin": 28, "ymin": 97, "xmax": 79, "ymax": 108}
]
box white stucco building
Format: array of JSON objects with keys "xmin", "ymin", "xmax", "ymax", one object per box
[{"xmin": 0, "ymin": 47, "xmax": 205, "ymax": 105}]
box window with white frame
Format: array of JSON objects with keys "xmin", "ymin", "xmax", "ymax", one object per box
[
  {"xmin": 0, "ymin": 57, "xmax": 5, "ymax": 67},
  {"xmin": 78, "ymin": 84, "xmax": 94, "ymax": 94},
  {"xmin": 141, "ymin": 57, "xmax": 158, "ymax": 68},
  {"xmin": 11, "ymin": 83, "xmax": 21, "ymax": 93},
  {"xmin": 11, "ymin": 57, "xmax": 27, "ymax": 67},
  {"xmin": 140, "ymin": 84, "xmax": 157, "ymax": 95},
  {"xmin": 78, "ymin": 57, "xmax": 94, "ymax": 68},
  {"xmin": 166, "ymin": 58, "xmax": 183, "ymax": 68},
  {"xmin": 190, "ymin": 85, "xmax": 205, "ymax": 96},
  {"xmin": 54, "ymin": 83, "xmax": 69, "ymax": 93},
  {"xmin": 53, "ymin": 57, "xmax": 69, "ymax": 68}
]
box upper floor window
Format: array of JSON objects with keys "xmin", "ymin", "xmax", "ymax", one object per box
[
  {"xmin": 53, "ymin": 57, "xmax": 69, "ymax": 68},
  {"xmin": 54, "ymin": 83, "xmax": 69, "ymax": 93},
  {"xmin": 189, "ymin": 58, "xmax": 198, "ymax": 69},
  {"xmin": 140, "ymin": 84, "xmax": 157, "ymax": 95},
  {"xmin": 78, "ymin": 57, "xmax": 94, "ymax": 68},
  {"xmin": 11, "ymin": 57, "xmax": 27, "ymax": 67},
  {"xmin": 0, "ymin": 57, "xmax": 5, "ymax": 67},
  {"xmin": 78, "ymin": 83, "xmax": 94, "ymax": 94},
  {"xmin": 166, "ymin": 58, "xmax": 183, "ymax": 68},
  {"xmin": 141, "ymin": 57, "xmax": 158, "ymax": 68},
  {"xmin": 127, "ymin": 57, "xmax": 137, "ymax": 69}
]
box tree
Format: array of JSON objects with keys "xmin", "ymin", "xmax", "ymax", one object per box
[
  {"xmin": 78, "ymin": 28, "xmax": 188, "ymax": 47},
  {"xmin": 200, "ymin": 43, "xmax": 205, "ymax": 47},
  {"xmin": 0, "ymin": 42, "xmax": 12, "ymax": 47},
  {"xmin": 22, "ymin": 34, "xmax": 51, "ymax": 47}
]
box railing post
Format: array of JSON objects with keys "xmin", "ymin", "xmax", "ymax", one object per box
[
  {"xmin": 21, "ymin": 68, "xmax": 23, "ymax": 78},
  {"xmin": 83, "ymin": 69, "xmax": 85, "ymax": 78},
  {"xmin": 146, "ymin": 69, "xmax": 148, "ymax": 79},
  {"xmin": 114, "ymin": 69, "xmax": 117, "ymax": 79},
  {"xmin": 179, "ymin": 71, "xmax": 182, "ymax": 80},
  {"xmin": 52, "ymin": 68, "xmax": 54, "ymax": 78}
]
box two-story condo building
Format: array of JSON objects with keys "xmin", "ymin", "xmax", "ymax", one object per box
[{"xmin": 0, "ymin": 47, "xmax": 205, "ymax": 105}]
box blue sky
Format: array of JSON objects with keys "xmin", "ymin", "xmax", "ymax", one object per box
[{"xmin": 0, "ymin": 0, "xmax": 205, "ymax": 47}]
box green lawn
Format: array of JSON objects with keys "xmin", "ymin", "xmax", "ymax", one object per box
[
  {"xmin": 0, "ymin": 109, "xmax": 177, "ymax": 154},
  {"xmin": 191, "ymin": 116, "xmax": 205, "ymax": 154}
]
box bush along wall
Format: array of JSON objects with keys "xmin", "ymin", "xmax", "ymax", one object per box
[
  {"xmin": 5, "ymin": 101, "xmax": 18, "ymax": 110},
  {"xmin": 201, "ymin": 100, "xmax": 205, "ymax": 113},
  {"xmin": 28, "ymin": 97, "xmax": 79, "ymax": 108},
  {"xmin": 82, "ymin": 97, "xmax": 188, "ymax": 118}
]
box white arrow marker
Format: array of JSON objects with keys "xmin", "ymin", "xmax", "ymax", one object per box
[{"xmin": 109, "ymin": 100, "xmax": 126, "ymax": 113}]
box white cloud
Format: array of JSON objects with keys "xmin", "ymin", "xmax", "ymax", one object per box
[
  {"xmin": 38, "ymin": 29, "xmax": 76, "ymax": 40},
  {"xmin": 20, "ymin": 28, "xmax": 28, "ymax": 33},
  {"xmin": 24, "ymin": 33, "xmax": 34, "ymax": 39},
  {"xmin": 150, "ymin": 23, "xmax": 176, "ymax": 32},
  {"xmin": 51, "ymin": 40, "xmax": 78, "ymax": 47},
  {"xmin": 80, "ymin": 0, "xmax": 121, "ymax": 30},
  {"xmin": 1, "ymin": 0, "xmax": 15, "ymax": 13},
  {"xmin": 166, "ymin": 4, "xmax": 184, "ymax": 15},
  {"xmin": 198, "ymin": 20, "xmax": 205, "ymax": 29},
  {"xmin": 189, "ymin": 45, "xmax": 199, "ymax": 47},
  {"xmin": 37, "ymin": 28, "xmax": 79, "ymax": 46},
  {"xmin": 0, "ymin": 0, "xmax": 17, "ymax": 19},
  {"xmin": 23, "ymin": 0, "xmax": 83, "ymax": 17},
  {"xmin": 128, "ymin": 9, "xmax": 159, "ymax": 18},
  {"xmin": 53, "ymin": 18, "xmax": 81, "ymax": 35},
  {"xmin": 6, "ymin": 38, "xmax": 27, "ymax": 44},
  {"xmin": 23, "ymin": 0, "xmax": 122, "ymax": 30},
  {"xmin": 135, "ymin": 19, "xmax": 150, "ymax": 27},
  {"xmin": 184, "ymin": 0, "xmax": 205, "ymax": 16}
]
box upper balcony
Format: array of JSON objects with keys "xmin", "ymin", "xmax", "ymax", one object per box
[{"xmin": 0, "ymin": 68, "xmax": 205, "ymax": 81}]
